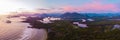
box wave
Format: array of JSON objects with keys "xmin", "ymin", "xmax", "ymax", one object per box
[{"xmin": 17, "ymin": 28, "xmax": 33, "ymax": 40}]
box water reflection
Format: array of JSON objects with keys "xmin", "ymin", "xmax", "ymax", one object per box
[{"xmin": 0, "ymin": 16, "xmax": 47, "ymax": 40}]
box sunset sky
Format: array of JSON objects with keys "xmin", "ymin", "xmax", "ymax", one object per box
[
  {"xmin": 20, "ymin": 0, "xmax": 120, "ymax": 12},
  {"xmin": 0, "ymin": 0, "xmax": 120, "ymax": 15}
]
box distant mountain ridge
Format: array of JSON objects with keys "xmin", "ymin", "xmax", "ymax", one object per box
[
  {"xmin": 60, "ymin": 12, "xmax": 86, "ymax": 20},
  {"xmin": 60, "ymin": 12, "xmax": 120, "ymax": 20},
  {"xmin": 8, "ymin": 12, "xmax": 120, "ymax": 21}
]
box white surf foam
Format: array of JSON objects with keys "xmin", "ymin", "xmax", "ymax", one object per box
[{"xmin": 17, "ymin": 28, "xmax": 33, "ymax": 40}]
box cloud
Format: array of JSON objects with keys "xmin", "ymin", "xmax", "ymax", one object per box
[
  {"xmin": 24, "ymin": 2, "xmax": 120, "ymax": 14},
  {"xmin": 61, "ymin": 2, "xmax": 120, "ymax": 13},
  {"xmin": 13, "ymin": 2, "xmax": 120, "ymax": 14},
  {"xmin": 33, "ymin": 0, "xmax": 120, "ymax": 13},
  {"xmin": 24, "ymin": 8, "xmax": 64, "ymax": 14}
]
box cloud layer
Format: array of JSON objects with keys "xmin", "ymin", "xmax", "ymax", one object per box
[
  {"xmin": 33, "ymin": 2, "xmax": 120, "ymax": 13},
  {"xmin": 61, "ymin": 2, "xmax": 120, "ymax": 13},
  {"xmin": 14, "ymin": 0, "xmax": 120, "ymax": 14}
]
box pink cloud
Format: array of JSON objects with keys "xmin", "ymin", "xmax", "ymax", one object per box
[
  {"xmin": 61, "ymin": 2, "xmax": 120, "ymax": 12},
  {"xmin": 62, "ymin": 6, "xmax": 75, "ymax": 11},
  {"xmin": 17, "ymin": 2, "xmax": 119, "ymax": 14},
  {"xmin": 30, "ymin": 8, "xmax": 64, "ymax": 13}
]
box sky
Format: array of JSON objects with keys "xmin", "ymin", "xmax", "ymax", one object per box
[
  {"xmin": 27, "ymin": 0, "xmax": 120, "ymax": 13},
  {"xmin": 0, "ymin": 0, "xmax": 120, "ymax": 14}
]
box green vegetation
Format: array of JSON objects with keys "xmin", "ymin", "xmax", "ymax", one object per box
[
  {"xmin": 87, "ymin": 20, "xmax": 120, "ymax": 25},
  {"xmin": 28, "ymin": 20, "xmax": 120, "ymax": 40},
  {"xmin": 47, "ymin": 20, "xmax": 120, "ymax": 40}
]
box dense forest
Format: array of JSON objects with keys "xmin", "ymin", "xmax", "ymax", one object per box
[{"xmin": 25, "ymin": 19, "xmax": 120, "ymax": 40}]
